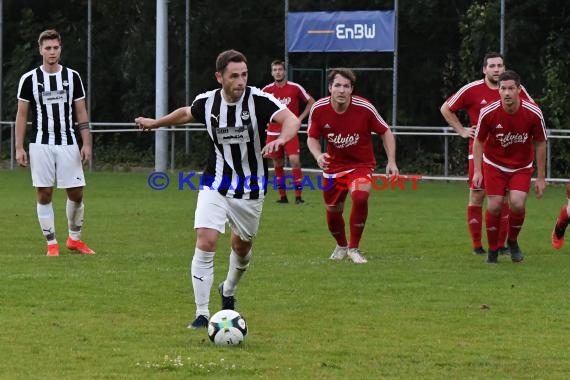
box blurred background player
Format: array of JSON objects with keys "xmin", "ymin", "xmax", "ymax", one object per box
[
  {"xmin": 307, "ymin": 68, "xmax": 398, "ymax": 264},
  {"xmin": 472, "ymin": 70, "xmax": 547, "ymax": 264},
  {"xmin": 262, "ymin": 60, "xmax": 315, "ymax": 204},
  {"xmin": 15, "ymin": 29, "xmax": 95, "ymax": 257},
  {"xmin": 551, "ymin": 183, "xmax": 570, "ymax": 249},
  {"xmin": 440, "ymin": 52, "xmax": 533, "ymax": 256}
]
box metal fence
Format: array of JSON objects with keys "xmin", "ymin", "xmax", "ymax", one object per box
[{"xmin": 1, "ymin": 121, "xmax": 569, "ymax": 182}]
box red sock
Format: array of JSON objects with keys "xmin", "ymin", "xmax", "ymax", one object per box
[
  {"xmin": 274, "ymin": 166, "xmax": 286, "ymax": 198},
  {"xmin": 498, "ymin": 202, "xmax": 510, "ymax": 247},
  {"xmin": 467, "ymin": 205, "xmax": 483, "ymax": 249},
  {"xmin": 326, "ymin": 210, "xmax": 347, "ymax": 247},
  {"xmin": 348, "ymin": 191, "xmax": 369, "ymax": 248},
  {"xmin": 508, "ymin": 210, "xmax": 525, "ymax": 242},
  {"xmin": 292, "ymin": 167, "xmax": 303, "ymax": 198},
  {"xmin": 567, "ymin": 183, "xmax": 570, "ymax": 199},
  {"xmin": 485, "ymin": 210, "xmax": 501, "ymax": 251},
  {"xmin": 554, "ymin": 206, "xmax": 570, "ymax": 238},
  {"xmin": 556, "ymin": 205, "xmax": 570, "ymax": 230}
]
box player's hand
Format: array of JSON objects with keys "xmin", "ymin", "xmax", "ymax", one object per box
[
  {"xmin": 316, "ymin": 153, "xmax": 330, "ymax": 171},
  {"xmin": 16, "ymin": 148, "xmax": 28, "ymax": 167},
  {"xmin": 80, "ymin": 145, "xmax": 92, "ymax": 164},
  {"xmin": 135, "ymin": 117, "xmax": 158, "ymax": 131},
  {"xmin": 471, "ymin": 172, "xmax": 483, "ymax": 189},
  {"xmin": 535, "ymin": 177, "xmax": 546, "ymax": 199},
  {"xmin": 261, "ymin": 138, "xmax": 284, "ymax": 157},
  {"xmin": 386, "ymin": 161, "xmax": 399, "ymax": 177},
  {"xmin": 462, "ymin": 125, "xmax": 477, "ymax": 139}
]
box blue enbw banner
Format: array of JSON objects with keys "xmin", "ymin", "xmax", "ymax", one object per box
[{"xmin": 287, "ymin": 11, "xmax": 395, "ymax": 53}]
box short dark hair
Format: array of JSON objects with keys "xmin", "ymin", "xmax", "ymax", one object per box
[
  {"xmin": 327, "ymin": 68, "xmax": 356, "ymax": 87},
  {"xmin": 38, "ymin": 29, "xmax": 61, "ymax": 47},
  {"xmin": 271, "ymin": 60, "xmax": 286, "ymax": 69},
  {"xmin": 498, "ymin": 70, "xmax": 521, "ymax": 87},
  {"xmin": 215, "ymin": 50, "xmax": 247, "ymax": 73},
  {"xmin": 482, "ymin": 52, "xmax": 504, "ymax": 68}
]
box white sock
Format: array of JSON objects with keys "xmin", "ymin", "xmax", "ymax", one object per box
[
  {"xmin": 191, "ymin": 248, "xmax": 215, "ymax": 318},
  {"xmin": 223, "ymin": 249, "xmax": 252, "ymax": 297},
  {"xmin": 37, "ymin": 202, "xmax": 56, "ymax": 245},
  {"xmin": 66, "ymin": 199, "xmax": 84, "ymax": 241}
]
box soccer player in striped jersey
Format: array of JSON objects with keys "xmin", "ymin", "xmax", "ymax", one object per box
[
  {"xmin": 307, "ymin": 68, "xmax": 398, "ymax": 264},
  {"xmin": 135, "ymin": 50, "xmax": 300, "ymax": 328},
  {"xmin": 441, "ymin": 52, "xmax": 533, "ymax": 256},
  {"xmin": 472, "ymin": 70, "xmax": 547, "ymax": 264},
  {"xmin": 262, "ymin": 60, "xmax": 315, "ymax": 204},
  {"xmin": 15, "ymin": 29, "xmax": 95, "ymax": 257}
]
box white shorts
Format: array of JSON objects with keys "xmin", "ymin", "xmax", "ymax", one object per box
[
  {"xmin": 29, "ymin": 143, "xmax": 86, "ymax": 188},
  {"xmin": 194, "ymin": 189, "xmax": 264, "ymax": 242}
]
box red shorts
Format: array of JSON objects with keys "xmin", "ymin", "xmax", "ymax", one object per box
[
  {"xmin": 322, "ymin": 168, "xmax": 373, "ymax": 206},
  {"xmin": 483, "ymin": 163, "xmax": 533, "ymax": 197},
  {"xmin": 468, "ymin": 159, "xmax": 485, "ymax": 190},
  {"xmin": 265, "ymin": 134, "xmax": 300, "ymax": 160}
]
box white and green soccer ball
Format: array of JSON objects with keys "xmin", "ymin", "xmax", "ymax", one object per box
[{"xmin": 207, "ymin": 309, "xmax": 248, "ymax": 346}]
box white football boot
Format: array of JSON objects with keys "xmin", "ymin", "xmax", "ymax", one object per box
[
  {"xmin": 329, "ymin": 245, "xmax": 348, "ymax": 260},
  {"xmin": 347, "ymin": 248, "xmax": 368, "ymax": 264}
]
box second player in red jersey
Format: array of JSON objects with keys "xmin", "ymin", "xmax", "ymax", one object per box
[{"xmin": 307, "ymin": 68, "xmax": 398, "ymax": 264}]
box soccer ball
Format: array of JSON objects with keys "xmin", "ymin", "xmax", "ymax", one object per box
[{"xmin": 207, "ymin": 310, "xmax": 248, "ymax": 346}]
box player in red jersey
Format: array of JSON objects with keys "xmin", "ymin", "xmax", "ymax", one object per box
[
  {"xmin": 262, "ymin": 60, "xmax": 315, "ymax": 204},
  {"xmin": 307, "ymin": 68, "xmax": 398, "ymax": 264},
  {"xmin": 472, "ymin": 70, "xmax": 547, "ymax": 264},
  {"xmin": 440, "ymin": 52, "xmax": 533, "ymax": 256}
]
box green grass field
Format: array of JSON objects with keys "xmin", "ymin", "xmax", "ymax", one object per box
[{"xmin": 2, "ymin": 169, "xmax": 570, "ymax": 379}]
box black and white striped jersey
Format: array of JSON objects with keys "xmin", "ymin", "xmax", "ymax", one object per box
[
  {"xmin": 17, "ymin": 65, "xmax": 86, "ymax": 145},
  {"xmin": 191, "ymin": 86, "xmax": 286, "ymax": 200}
]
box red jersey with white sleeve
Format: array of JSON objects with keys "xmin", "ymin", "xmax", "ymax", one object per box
[
  {"xmin": 475, "ymin": 99, "xmax": 547, "ymax": 171},
  {"xmin": 262, "ymin": 81, "xmax": 312, "ymax": 135},
  {"xmin": 445, "ymin": 79, "xmax": 533, "ymax": 156},
  {"xmin": 307, "ymin": 95, "xmax": 390, "ymax": 175}
]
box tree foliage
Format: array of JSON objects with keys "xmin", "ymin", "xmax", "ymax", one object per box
[{"xmin": 1, "ymin": 0, "xmax": 569, "ymax": 173}]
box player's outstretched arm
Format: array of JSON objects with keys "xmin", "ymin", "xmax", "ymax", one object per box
[{"xmin": 135, "ymin": 106, "xmax": 193, "ymax": 130}]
